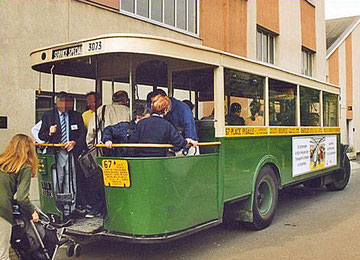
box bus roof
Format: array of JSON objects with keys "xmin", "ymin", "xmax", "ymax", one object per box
[{"xmin": 31, "ymin": 34, "xmax": 339, "ymax": 94}]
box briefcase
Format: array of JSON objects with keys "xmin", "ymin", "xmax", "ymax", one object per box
[{"xmin": 78, "ymin": 147, "xmax": 101, "ymax": 178}]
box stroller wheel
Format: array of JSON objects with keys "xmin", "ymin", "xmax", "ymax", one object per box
[
  {"xmin": 74, "ymin": 244, "xmax": 82, "ymax": 257},
  {"xmin": 66, "ymin": 243, "xmax": 75, "ymax": 257}
]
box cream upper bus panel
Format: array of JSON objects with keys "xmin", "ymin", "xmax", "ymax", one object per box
[
  {"xmin": 31, "ymin": 34, "xmax": 222, "ymax": 76},
  {"xmin": 31, "ymin": 34, "xmax": 339, "ymax": 95}
]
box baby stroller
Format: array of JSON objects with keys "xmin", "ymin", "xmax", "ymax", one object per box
[{"xmin": 10, "ymin": 203, "xmax": 80, "ymax": 259}]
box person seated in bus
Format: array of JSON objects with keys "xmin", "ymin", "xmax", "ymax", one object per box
[
  {"xmin": 102, "ymin": 104, "xmax": 150, "ymax": 156},
  {"xmin": 146, "ymin": 90, "xmax": 199, "ymax": 145},
  {"xmin": 246, "ymin": 100, "xmax": 264, "ymax": 126},
  {"xmin": 201, "ymin": 109, "xmax": 214, "ymax": 121},
  {"xmin": 130, "ymin": 95, "xmax": 198, "ymax": 157},
  {"xmin": 226, "ymin": 103, "xmax": 245, "ymax": 126},
  {"xmin": 86, "ymin": 90, "xmax": 130, "ymax": 148}
]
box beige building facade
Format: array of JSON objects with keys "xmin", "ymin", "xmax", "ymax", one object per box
[
  {"xmin": 327, "ymin": 16, "xmax": 360, "ymax": 153},
  {"xmin": 1, "ymin": 0, "xmax": 328, "ymax": 149}
]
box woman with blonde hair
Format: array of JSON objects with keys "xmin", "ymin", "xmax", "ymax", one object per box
[
  {"xmin": 130, "ymin": 95, "xmax": 197, "ymax": 157},
  {"xmin": 0, "ymin": 134, "xmax": 39, "ymax": 260}
]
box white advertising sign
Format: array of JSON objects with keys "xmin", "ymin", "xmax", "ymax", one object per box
[{"xmin": 292, "ymin": 135, "xmax": 337, "ymax": 177}]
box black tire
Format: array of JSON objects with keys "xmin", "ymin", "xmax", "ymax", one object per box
[
  {"xmin": 249, "ymin": 165, "xmax": 278, "ymax": 230},
  {"xmin": 326, "ymin": 155, "xmax": 351, "ymax": 191},
  {"xmin": 74, "ymin": 244, "xmax": 82, "ymax": 257},
  {"xmin": 66, "ymin": 243, "xmax": 75, "ymax": 257}
]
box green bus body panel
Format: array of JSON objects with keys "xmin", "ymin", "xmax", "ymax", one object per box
[
  {"xmin": 35, "ymin": 133, "xmax": 341, "ymax": 237},
  {"xmin": 37, "ymin": 154, "xmax": 64, "ymax": 221},
  {"xmin": 220, "ymin": 134, "xmax": 341, "ymax": 201},
  {"xmin": 100, "ymin": 154, "xmax": 220, "ymax": 235}
]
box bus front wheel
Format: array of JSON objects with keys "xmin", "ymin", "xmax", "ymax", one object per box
[
  {"xmin": 250, "ymin": 166, "xmax": 278, "ymax": 230},
  {"xmin": 326, "ymin": 155, "xmax": 351, "ymax": 191}
]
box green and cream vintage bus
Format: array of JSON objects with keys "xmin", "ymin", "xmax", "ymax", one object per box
[{"xmin": 31, "ymin": 34, "xmax": 349, "ymax": 243}]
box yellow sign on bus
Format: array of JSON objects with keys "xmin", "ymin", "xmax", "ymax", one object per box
[{"xmin": 102, "ymin": 159, "xmax": 130, "ymax": 188}]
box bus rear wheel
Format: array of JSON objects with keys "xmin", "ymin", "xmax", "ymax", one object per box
[
  {"xmin": 326, "ymin": 155, "xmax": 351, "ymax": 191},
  {"xmin": 250, "ymin": 165, "xmax": 278, "ymax": 230}
]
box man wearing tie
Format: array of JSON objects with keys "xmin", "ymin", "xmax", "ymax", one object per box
[{"xmin": 39, "ymin": 92, "xmax": 86, "ymax": 220}]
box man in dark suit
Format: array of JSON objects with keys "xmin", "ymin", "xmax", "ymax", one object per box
[{"xmin": 39, "ymin": 92, "xmax": 86, "ymax": 220}]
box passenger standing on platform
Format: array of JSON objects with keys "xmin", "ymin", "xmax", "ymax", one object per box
[
  {"xmin": 130, "ymin": 95, "xmax": 197, "ymax": 157},
  {"xmin": 82, "ymin": 92, "xmax": 102, "ymax": 129},
  {"xmin": 102, "ymin": 104, "xmax": 150, "ymax": 152},
  {"xmin": 146, "ymin": 90, "xmax": 199, "ymax": 147},
  {"xmin": 0, "ymin": 134, "xmax": 39, "ymax": 260},
  {"xmin": 86, "ymin": 90, "xmax": 130, "ymax": 147},
  {"xmin": 38, "ymin": 92, "xmax": 86, "ymax": 220},
  {"xmin": 31, "ymin": 120, "xmax": 44, "ymax": 144}
]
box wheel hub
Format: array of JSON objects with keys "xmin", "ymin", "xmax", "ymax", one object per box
[{"xmin": 257, "ymin": 180, "xmax": 273, "ymax": 216}]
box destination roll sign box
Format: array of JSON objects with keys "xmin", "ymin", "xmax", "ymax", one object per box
[{"xmin": 52, "ymin": 45, "xmax": 82, "ymax": 59}]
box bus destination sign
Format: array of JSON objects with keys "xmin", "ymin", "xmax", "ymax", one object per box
[{"xmin": 52, "ymin": 45, "xmax": 82, "ymax": 60}]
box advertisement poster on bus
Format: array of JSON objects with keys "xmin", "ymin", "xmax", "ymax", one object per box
[{"xmin": 292, "ymin": 135, "xmax": 337, "ymax": 177}]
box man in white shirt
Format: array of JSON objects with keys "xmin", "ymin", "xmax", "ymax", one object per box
[{"xmin": 31, "ymin": 120, "xmax": 44, "ymax": 144}]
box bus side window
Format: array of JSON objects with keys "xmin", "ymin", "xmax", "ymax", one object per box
[
  {"xmin": 224, "ymin": 69, "xmax": 265, "ymax": 126},
  {"xmin": 269, "ymin": 79, "xmax": 297, "ymax": 126}
]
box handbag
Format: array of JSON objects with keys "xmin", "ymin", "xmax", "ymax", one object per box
[{"xmin": 78, "ymin": 147, "xmax": 102, "ymax": 178}]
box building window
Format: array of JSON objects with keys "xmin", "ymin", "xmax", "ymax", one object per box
[
  {"xmin": 120, "ymin": 0, "xmax": 198, "ymax": 34},
  {"xmin": 256, "ymin": 28, "xmax": 275, "ymax": 64},
  {"xmin": 302, "ymin": 48, "xmax": 313, "ymax": 76}
]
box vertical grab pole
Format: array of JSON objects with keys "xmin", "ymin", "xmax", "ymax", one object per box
[
  {"xmin": 129, "ymin": 54, "xmax": 134, "ymax": 118},
  {"xmin": 94, "ymin": 57, "xmax": 99, "ymax": 146},
  {"xmin": 50, "ymin": 65, "xmax": 56, "ymax": 115},
  {"xmin": 214, "ymin": 66, "xmax": 225, "ymax": 137},
  {"xmin": 320, "ymin": 90, "xmax": 324, "ymax": 127},
  {"xmin": 296, "ymin": 84, "xmax": 301, "ymax": 127},
  {"xmin": 168, "ymin": 67, "xmax": 173, "ymax": 98},
  {"xmin": 50, "ymin": 65, "xmax": 63, "ymax": 219},
  {"xmin": 265, "ymin": 77, "xmax": 269, "ymax": 127}
]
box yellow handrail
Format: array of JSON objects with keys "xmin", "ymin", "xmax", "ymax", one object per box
[
  {"xmin": 35, "ymin": 143, "xmax": 66, "ymax": 147},
  {"xmin": 35, "ymin": 142, "xmax": 222, "ymax": 148},
  {"xmin": 94, "ymin": 141, "xmax": 221, "ymax": 148}
]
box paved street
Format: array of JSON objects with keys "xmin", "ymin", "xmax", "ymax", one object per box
[{"xmin": 29, "ymin": 161, "xmax": 360, "ymax": 259}]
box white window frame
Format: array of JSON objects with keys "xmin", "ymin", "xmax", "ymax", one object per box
[
  {"xmin": 256, "ymin": 28, "xmax": 275, "ymax": 64},
  {"xmin": 302, "ymin": 48, "xmax": 314, "ymax": 77},
  {"xmin": 119, "ymin": 0, "xmax": 199, "ymax": 37}
]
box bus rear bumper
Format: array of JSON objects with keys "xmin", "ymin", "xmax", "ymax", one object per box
[{"xmin": 64, "ymin": 219, "xmax": 221, "ymax": 243}]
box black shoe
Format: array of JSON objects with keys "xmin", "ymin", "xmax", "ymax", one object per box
[
  {"xmin": 75, "ymin": 207, "xmax": 87, "ymax": 214},
  {"xmin": 53, "ymin": 219, "xmax": 73, "ymax": 228},
  {"xmin": 69, "ymin": 209, "xmax": 86, "ymax": 220},
  {"xmin": 85, "ymin": 209, "xmax": 101, "ymax": 219}
]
